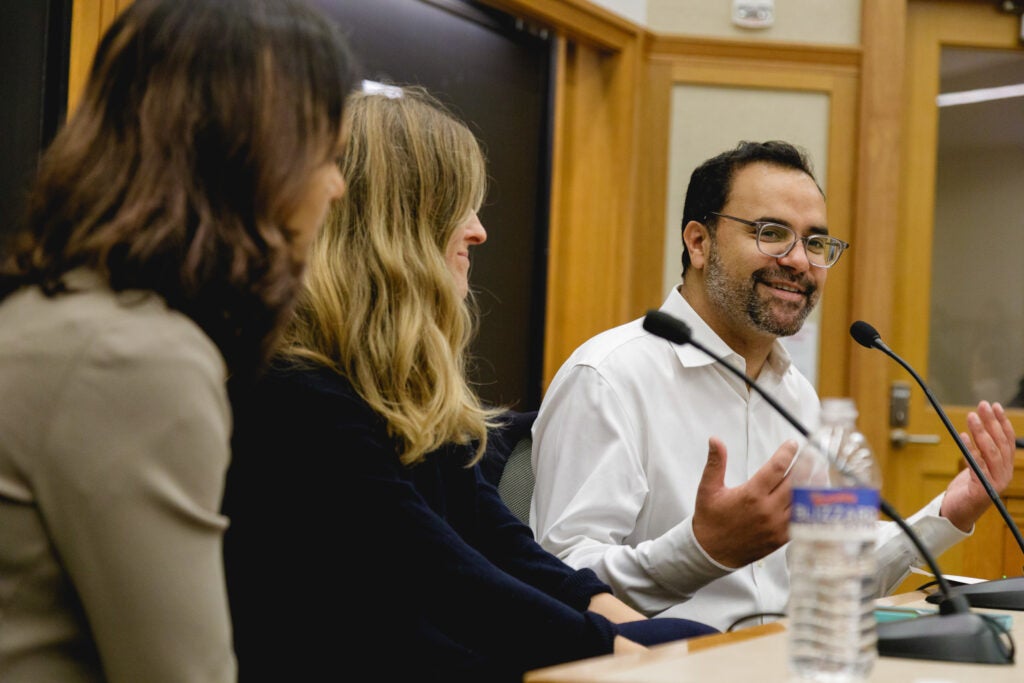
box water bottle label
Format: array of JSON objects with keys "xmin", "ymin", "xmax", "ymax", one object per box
[{"xmin": 790, "ymin": 487, "xmax": 879, "ymax": 525}]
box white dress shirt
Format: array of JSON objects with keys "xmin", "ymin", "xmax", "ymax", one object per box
[{"xmin": 531, "ymin": 287, "xmax": 967, "ymax": 632}]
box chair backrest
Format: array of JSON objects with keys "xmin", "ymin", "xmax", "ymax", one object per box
[{"xmin": 497, "ymin": 435, "xmax": 534, "ymax": 524}]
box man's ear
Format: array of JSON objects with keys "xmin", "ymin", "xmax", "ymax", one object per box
[{"xmin": 683, "ymin": 220, "xmax": 710, "ymax": 270}]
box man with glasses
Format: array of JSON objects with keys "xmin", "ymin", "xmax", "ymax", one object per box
[{"xmin": 530, "ymin": 140, "xmax": 1015, "ymax": 633}]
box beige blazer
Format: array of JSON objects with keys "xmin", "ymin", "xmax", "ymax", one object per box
[{"xmin": 0, "ymin": 270, "xmax": 236, "ymax": 682}]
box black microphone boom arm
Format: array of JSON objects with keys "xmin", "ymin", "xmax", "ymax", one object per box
[
  {"xmin": 643, "ymin": 311, "xmax": 960, "ymax": 603},
  {"xmin": 641, "ymin": 310, "xmax": 1013, "ymax": 664},
  {"xmin": 851, "ymin": 319, "xmax": 1024, "ymax": 612}
]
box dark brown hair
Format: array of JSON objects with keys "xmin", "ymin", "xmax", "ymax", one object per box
[
  {"xmin": 679, "ymin": 140, "xmax": 821, "ymax": 276},
  {"xmin": 1, "ymin": 0, "xmax": 357, "ymax": 375}
]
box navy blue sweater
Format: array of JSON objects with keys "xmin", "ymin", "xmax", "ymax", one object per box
[{"xmin": 223, "ymin": 364, "xmax": 618, "ymax": 682}]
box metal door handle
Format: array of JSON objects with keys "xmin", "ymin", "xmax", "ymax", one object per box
[{"xmin": 890, "ymin": 428, "xmax": 941, "ymax": 449}]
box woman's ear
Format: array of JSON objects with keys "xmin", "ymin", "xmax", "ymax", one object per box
[{"xmin": 682, "ymin": 220, "xmax": 710, "ymax": 271}]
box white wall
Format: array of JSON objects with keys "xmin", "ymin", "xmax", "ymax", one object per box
[
  {"xmin": 648, "ymin": 0, "xmax": 860, "ymax": 45},
  {"xmin": 584, "ymin": 0, "xmax": 862, "ymax": 45},
  {"xmin": 587, "ymin": 0, "xmax": 646, "ymax": 25}
]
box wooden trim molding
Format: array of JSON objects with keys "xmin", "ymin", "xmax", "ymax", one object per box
[
  {"xmin": 538, "ymin": 36, "xmax": 644, "ymax": 385},
  {"xmin": 482, "ymin": 0, "xmax": 648, "ymax": 386},
  {"xmin": 647, "ymin": 33, "xmax": 861, "ymax": 68},
  {"xmin": 631, "ymin": 50, "xmax": 674, "ymax": 314},
  {"xmin": 481, "ymin": 0, "xmax": 638, "ymax": 51},
  {"xmin": 847, "ymin": 0, "xmax": 907, "ymax": 473}
]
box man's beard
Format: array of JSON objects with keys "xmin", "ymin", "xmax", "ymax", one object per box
[{"xmin": 704, "ymin": 240, "xmax": 819, "ymax": 337}]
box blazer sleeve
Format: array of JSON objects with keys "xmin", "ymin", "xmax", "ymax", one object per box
[{"xmin": 34, "ymin": 319, "xmax": 235, "ymax": 683}]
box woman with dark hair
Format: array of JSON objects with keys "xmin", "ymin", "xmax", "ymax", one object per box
[
  {"xmin": 223, "ymin": 86, "xmax": 716, "ymax": 682},
  {"xmin": 0, "ymin": 1, "xmax": 356, "ymax": 681}
]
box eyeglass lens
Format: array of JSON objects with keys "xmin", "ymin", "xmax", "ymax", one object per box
[{"xmin": 756, "ymin": 224, "xmax": 843, "ymax": 266}]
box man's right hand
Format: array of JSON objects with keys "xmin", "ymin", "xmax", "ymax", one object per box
[{"xmin": 691, "ymin": 437, "xmax": 798, "ymax": 568}]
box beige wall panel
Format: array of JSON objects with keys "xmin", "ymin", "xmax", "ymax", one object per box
[{"xmin": 663, "ymin": 84, "xmax": 829, "ymax": 385}]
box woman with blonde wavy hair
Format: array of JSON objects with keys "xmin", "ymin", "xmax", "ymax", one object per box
[
  {"xmin": 288, "ymin": 85, "xmax": 495, "ymax": 465},
  {"xmin": 222, "ymin": 85, "xmax": 716, "ymax": 682}
]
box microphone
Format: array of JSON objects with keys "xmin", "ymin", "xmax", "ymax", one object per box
[
  {"xmin": 851, "ymin": 320, "xmax": 1024, "ymax": 611},
  {"xmin": 643, "ymin": 309, "xmax": 1013, "ymax": 664}
]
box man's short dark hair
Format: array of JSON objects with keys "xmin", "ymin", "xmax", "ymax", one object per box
[{"xmin": 679, "ymin": 140, "xmax": 822, "ymax": 275}]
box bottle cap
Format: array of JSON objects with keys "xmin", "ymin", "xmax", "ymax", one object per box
[{"xmin": 820, "ymin": 397, "xmax": 858, "ymax": 423}]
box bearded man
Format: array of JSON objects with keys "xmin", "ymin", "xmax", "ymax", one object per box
[{"xmin": 529, "ymin": 141, "xmax": 1015, "ymax": 633}]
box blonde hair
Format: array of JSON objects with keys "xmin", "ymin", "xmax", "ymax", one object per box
[{"xmin": 281, "ymin": 87, "xmax": 502, "ymax": 465}]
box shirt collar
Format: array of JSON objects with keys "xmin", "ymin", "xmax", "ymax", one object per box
[{"xmin": 660, "ymin": 285, "xmax": 793, "ymax": 379}]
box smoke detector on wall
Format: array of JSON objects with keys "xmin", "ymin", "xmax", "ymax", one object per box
[{"xmin": 732, "ymin": 0, "xmax": 774, "ymax": 29}]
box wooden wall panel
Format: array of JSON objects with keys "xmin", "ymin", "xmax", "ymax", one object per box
[
  {"xmin": 68, "ymin": 0, "xmax": 132, "ymax": 113},
  {"xmin": 69, "ymin": 0, "xmax": 647, "ymax": 391},
  {"xmin": 481, "ymin": 0, "xmax": 646, "ymax": 386},
  {"xmin": 632, "ymin": 53, "xmax": 674, "ymax": 313},
  {"xmin": 541, "ymin": 38, "xmax": 641, "ymax": 384},
  {"xmin": 67, "ymin": 0, "xmax": 908, "ymax": 413},
  {"xmin": 848, "ymin": 0, "xmax": 907, "ymax": 474}
]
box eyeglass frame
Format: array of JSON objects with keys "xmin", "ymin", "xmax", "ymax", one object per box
[{"xmin": 705, "ymin": 211, "xmax": 850, "ymax": 269}]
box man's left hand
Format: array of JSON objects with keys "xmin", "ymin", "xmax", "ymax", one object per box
[{"xmin": 939, "ymin": 401, "xmax": 1016, "ymax": 532}]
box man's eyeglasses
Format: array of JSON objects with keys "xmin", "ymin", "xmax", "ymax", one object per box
[{"xmin": 706, "ymin": 212, "xmax": 849, "ymax": 269}]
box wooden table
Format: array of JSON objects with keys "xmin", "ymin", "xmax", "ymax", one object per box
[{"xmin": 525, "ymin": 592, "xmax": 1021, "ymax": 682}]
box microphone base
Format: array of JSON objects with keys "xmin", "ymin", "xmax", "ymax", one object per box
[
  {"xmin": 877, "ymin": 612, "xmax": 1013, "ymax": 664},
  {"xmin": 924, "ymin": 576, "xmax": 1024, "ymax": 611}
]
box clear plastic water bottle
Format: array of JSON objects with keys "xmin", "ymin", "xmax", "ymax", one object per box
[{"xmin": 787, "ymin": 397, "xmax": 882, "ymax": 682}]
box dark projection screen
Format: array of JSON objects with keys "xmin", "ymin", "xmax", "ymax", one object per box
[
  {"xmin": 312, "ymin": 0, "xmax": 553, "ymax": 411},
  {"xmin": 0, "ymin": 0, "xmax": 71, "ymax": 249}
]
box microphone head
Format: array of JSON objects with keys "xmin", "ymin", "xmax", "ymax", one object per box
[
  {"xmin": 643, "ymin": 310, "xmax": 692, "ymax": 346},
  {"xmin": 850, "ymin": 320, "xmax": 882, "ymax": 349}
]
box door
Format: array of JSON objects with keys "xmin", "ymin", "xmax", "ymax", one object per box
[{"xmin": 888, "ymin": 0, "xmax": 1024, "ymax": 587}]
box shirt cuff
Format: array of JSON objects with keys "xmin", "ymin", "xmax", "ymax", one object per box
[
  {"xmin": 877, "ymin": 492, "xmax": 971, "ymax": 594},
  {"xmin": 638, "ymin": 515, "xmax": 734, "ymax": 597},
  {"xmin": 905, "ymin": 491, "xmax": 971, "ymax": 552}
]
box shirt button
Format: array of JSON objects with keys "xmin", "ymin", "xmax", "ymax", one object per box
[{"xmin": 755, "ymin": 560, "xmax": 765, "ymax": 569}]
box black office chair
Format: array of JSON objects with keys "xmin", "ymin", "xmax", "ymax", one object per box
[{"xmin": 497, "ymin": 435, "xmax": 534, "ymax": 525}]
